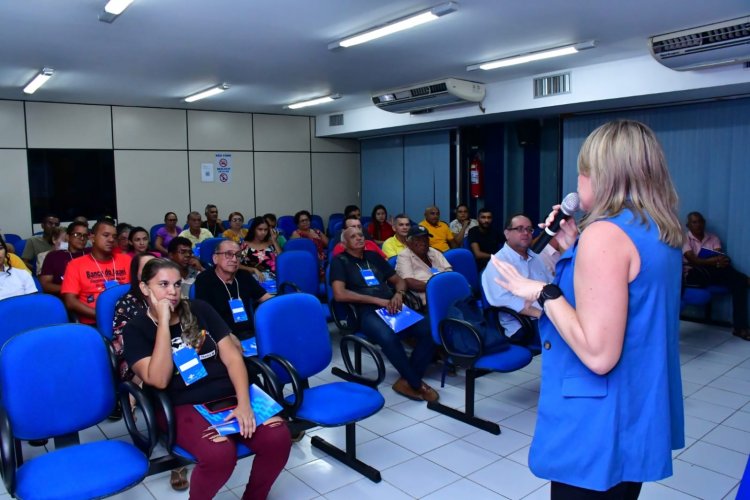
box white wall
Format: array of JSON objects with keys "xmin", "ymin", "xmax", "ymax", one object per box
[{"xmin": 0, "ymin": 102, "xmax": 360, "ymax": 237}]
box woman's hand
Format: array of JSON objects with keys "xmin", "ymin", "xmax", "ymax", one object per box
[
  {"xmin": 540, "ymin": 205, "xmax": 578, "ymax": 251},
  {"xmin": 226, "ymin": 401, "xmax": 256, "ymax": 438},
  {"xmin": 149, "ymin": 293, "xmax": 174, "ymax": 323},
  {"xmin": 491, "ymin": 256, "xmax": 545, "ymax": 302}
]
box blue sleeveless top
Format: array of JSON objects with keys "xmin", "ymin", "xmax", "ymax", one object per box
[{"xmin": 530, "ymin": 208, "xmax": 684, "ymax": 490}]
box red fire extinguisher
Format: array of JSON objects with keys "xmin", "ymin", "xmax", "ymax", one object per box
[{"xmin": 470, "ymin": 156, "xmax": 483, "ymax": 199}]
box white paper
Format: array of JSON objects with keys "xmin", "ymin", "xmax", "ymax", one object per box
[{"xmin": 201, "ymin": 163, "xmax": 214, "ymax": 182}]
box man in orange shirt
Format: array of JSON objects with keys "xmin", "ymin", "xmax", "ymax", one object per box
[{"xmin": 62, "ymin": 219, "xmax": 131, "ymax": 324}]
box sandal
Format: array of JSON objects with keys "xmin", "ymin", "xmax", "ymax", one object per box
[{"xmin": 170, "ymin": 467, "xmax": 190, "ymax": 491}]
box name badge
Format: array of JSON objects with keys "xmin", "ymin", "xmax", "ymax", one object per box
[
  {"xmin": 104, "ymin": 280, "xmax": 119, "ymax": 290},
  {"xmin": 430, "ymin": 267, "xmax": 440, "ymax": 275},
  {"xmin": 229, "ymin": 298, "xmax": 249, "ymax": 323},
  {"xmin": 173, "ymin": 346, "xmax": 207, "ymax": 386},
  {"xmin": 360, "ymin": 269, "xmax": 380, "ymax": 286}
]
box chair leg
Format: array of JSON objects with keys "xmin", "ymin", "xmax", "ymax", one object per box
[
  {"xmin": 426, "ymin": 368, "xmax": 500, "ymax": 435},
  {"xmin": 309, "ymin": 424, "xmax": 381, "ymax": 483}
]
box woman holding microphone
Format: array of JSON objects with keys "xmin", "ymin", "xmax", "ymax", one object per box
[{"xmin": 491, "ymin": 120, "xmax": 684, "ymax": 499}]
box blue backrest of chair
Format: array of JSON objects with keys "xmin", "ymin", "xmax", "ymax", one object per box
[
  {"xmin": 149, "ymin": 224, "xmax": 165, "ymax": 243},
  {"xmin": 444, "ymin": 248, "xmax": 479, "ymax": 293},
  {"xmin": 95, "ymin": 284, "xmax": 131, "ymax": 341},
  {"xmin": 199, "ymin": 237, "xmax": 228, "ymax": 268},
  {"xmin": 0, "ymin": 324, "xmax": 115, "ymax": 439},
  {"xmin": 11, "ymin": 239, "xmax": 26, "ymax": 259},
  {"xmin": 426, "ymin": 272, "xmax": 473, "ymax": 345},
  {"xmin": 0, "ymin": 293, "xmax": 69, "ymax": 344},
  {"xmin": 277, "ymin": 216, "xmax": 296, "ymax": 239},
  {"xmin": 310, "ymin": 215, "xmax": 325, "ymax": 233},
  {"xmin": 326, "ymin": 213, "xmax": 344, "ymax": 235},
  {"xmin": 32, "ymin": 275, "xmax": 42, "ymax": 292},
  {"xmin": 388, "ymin": 256, "xmax": 397, "ymax": 269},
  {"xmin": 255, "ymin": 293, "xmax": 332, "ymax": 382},
  {"xmin": 283, "ymin": 238, "xmax": 318, "ymax": 261},
  {"xmin": 276, "ymin": 250, "xmax": 319, "ymax": 296},
  {"xmin": 4, "ymin": 233, "xmax": 22, "ymax": 246}
]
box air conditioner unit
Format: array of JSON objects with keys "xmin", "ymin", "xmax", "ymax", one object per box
[
  {"xmin": 649, "ymin": 16, "xmax": 750, "ymax": 71},
  {"xmin": 372, "ymin": 78, "xmax": 485, "ymax": 113}
]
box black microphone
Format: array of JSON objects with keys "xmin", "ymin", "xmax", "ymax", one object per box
[{"xmin": 530, "ymin": 192, "xmax": 579, "ymax": 254}]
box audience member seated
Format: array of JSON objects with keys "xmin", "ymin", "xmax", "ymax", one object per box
[
  {"xmin": 683, "ymin": 211, "xmax": 750, "ymax": 340},
  {"xmin": 167, "ymin": 236, "xmax": 203, "ymax": 298},
  {"xmin": 241, "ymin": 217, "xmax": 281, "ymax": 278},
  {"xmin": 0, "ymin": 234, "xmax": 36, "ymax": 300},
  {"xmin": 7, "ymin": 251, "xmax": 30, "ymax": 272},
  {"xmin": 35, "ymin": 226, "xmax": 67, "ymax": 273},
  {"xmin": 202, "ymin": 203, "xmax": 224, "ymax": 237},
  {"xmin": 481, "ymin": 214, "xmax": 552, "ymax": 345},
  {"xmin": 127, "ymin": 226, "xmax": 157, "ymax": 256},
  {"xmin": 420, "ymin": 206, "xmax": 456, "ymax": 252},
  {"xmin": 449, "ymin": 203, "xmax": 478, "ymax": 247},
  {"xmin": 114, "ymin": 222, "xmax": 132, "ymax": 255},
  {"xmin": 344, "ymin": 204, "xmax": 361, "ymax": 220},
  {"xmin": 290, "ymin": 210, "xmax": 328, "ymax": 264},
  {"xmin": 123, "ymin": 258, "xmax": 291, "ymax": 500},
  {"xmin": 179, "ymin": 211, "xmax": 213, "ymax": 247},
  {"xmin": 395, "ymin": 225, "xmax": 452, "ymax": 309},
  {"xmin": 40, "ymin": 221, "xmax": 90, "ymax": 295},
  {"xmin": 467, "ymin": 208, "xmax": 504, "ymax": 270},
  {"xmin": 332, "ymin": 216, "xmax": 386, "ymax": 258},
  {"xmin": 155, "ymin": 211, "xmax": 180, "ymax": 255},
  {"xmin": 331, "ymin": 227, "xmax": 438, "ymax": 402},
  {"xmin": 382, "ymin": 214, "xmax": 411, "ymax": 258},
  {"xmin": 223, "ymin": 212, "xmax": 249, "ymax": 244},
  {"xmin": 196, "ymin": 240, "xmax": 272, "ymax": 340},
  {"xmin": 366, "ymin": 204, "xmax": 395, "ymax": 245},
  {"xmin": 61, "ymin": 219, "xmax": 132, "ymax": 324},
  {"xmin": 21, "ymin": 213, "xmax": 60, "ymax": 267},
  {"xmin": 263, "ymin": 213, "xmax": 287, "ymax": 249}
]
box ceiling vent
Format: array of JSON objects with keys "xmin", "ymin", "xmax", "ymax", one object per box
[
  {"xmin": 372, "ymin": 78, "xmax": 485, "ymax": 114},
  {"xmin": 649, "ymin": 16, "xmax": 750, "ymax": 70},
  {"xmin": 329, "ymin": 114, "xmax": 344, "ymax": 127},
  {"xmin": 533, "ymin": 73, "xmax": 571, "ymax": 98}
]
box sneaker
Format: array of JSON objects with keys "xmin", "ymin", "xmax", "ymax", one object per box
[
  {"xmin": 419, "ymin": 382, "xmax": 439, "ymax": 403},
  {"xmin": 392, "ymin": 378, "xmax": 423, "ymax": 401}
]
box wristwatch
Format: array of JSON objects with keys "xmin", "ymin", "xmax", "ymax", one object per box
[{"xmin": 537, "ymin": 284, "xmax": 563, "ymax": 309}]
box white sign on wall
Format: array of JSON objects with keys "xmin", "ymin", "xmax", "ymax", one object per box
[
  {"xmin": 215, "ymin": 153, "xmax": 232, "ymax": 184},
  {"xmin": 201, "ymin": 163, "xmax": 214, "ymax": 182}
]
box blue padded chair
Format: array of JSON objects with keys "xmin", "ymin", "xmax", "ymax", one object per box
[
  {"xmin": 326, "ymin": 213, "xmax": 344, "ymax": 236},
  {"xmin": 276, "ymin": 216, "xmax": 296, "ymax": 239},
  {"xmin": 254, "ymin": 293, "xmax": 386, "ymax": 482},
  {"xmin": 444, "ymin": 248, "xmax": 480, "ymax": 296},
  {"xmin": 95, "ymin": 283, "xmax": 130, "ymax": 342},
  {"xmin": 0, "ymin": 293, "xmax": 69, "ymax": 343},
  {"xmin": 149, "ymin": 224, "xmax": 164, "ymax": 243},
  {"xmin": 310, "ymin": 215, "xmax": 325, "ymax": 233},
  {"xmin": 198, "ymin": 237, "xmax": 227, "ymax": 269},
  {"xmin": 276, "ymin": 251, "xmax": 328, "ymax": 317},
  {"xmin": 4, "ymin": 234, "xmax": 22, "ymax": 247},
  {"xmin": 426, "ymin": 272, "xmax": 533, "ymax": 434},
  {"xmin": 388, "ymin": 255, "xmax": 398, "ymax": 269},
  {"xmin": 360, "ymin": 216, "xmax": 371, "ymax": 228},
  {"xmin": 0, "ymin": 324, "xmax": 149, "ymax": 499},
  {"xmin": 10, "ymin": 240, "xmax": 26, "ymax": 261},
  {"xmin": 282, "ymin": 237, "xmax": 318, "ymax": 262},
  {"xmin": 480, "ymin": 287, "xmax": 541, "ymax": 355},
  {"xmin": 31, "ymin": 275, "xmax": 42, "ymax": 293},
  {"xmin": 681, "ymin": 285, "xmax": 731, "ymax": 325}
]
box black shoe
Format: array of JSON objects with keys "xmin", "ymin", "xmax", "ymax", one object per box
[
  {"xmin": 108, "ymin": 401, "xmax": 123, "ymax": 421},
  {"xmin": 28, "ymin": 439, "xmax": 48, "ymax": 447}
]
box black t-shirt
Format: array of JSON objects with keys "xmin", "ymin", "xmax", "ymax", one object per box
[
  {"xmin": 123, "ymin": 299, "xmax": 234, "ymax": 406},
  {"xmin": 201, "ymin": 221, "xmax": 223, "ymax": 237},
  {"xmin": 468, "ymin": 226, "xmax": 504, "ymax": 267},
  {"xmin": 330, "ymin": 251, "xmax": 395, "ymax": 305},
  {"xmin": 194, "ymin": 269, "xmax": 266, "ymax": 338}
]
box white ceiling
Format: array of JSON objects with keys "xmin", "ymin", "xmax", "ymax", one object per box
[{"xmin": 1, "ymin": 0, "xmax": 748, "ymax": 122}]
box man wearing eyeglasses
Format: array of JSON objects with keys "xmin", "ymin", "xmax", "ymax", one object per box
[
  {"xmin": 481, "ymin": 214, "xmax": 552, "ymax": 345},
  {"xmin": 22, "ymin": 213, "xmax": 61, "ymax": 268},
  {"xmin": 39, "ymin": 221, "xmax": 91, "ymax": 295},
  {"xmin": 194, "ymin": 240, "xmax": 272, "ymax": 340},
  {"xmin": 419, "ymin": 206, "xmax": 457, "ymax": 252},
  {"xmin": 167, "ymin": 236, "xmax": 204, "ymax": 298}
]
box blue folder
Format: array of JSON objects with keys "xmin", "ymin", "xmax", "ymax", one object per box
[
  {"xmin": 375, "ymin": 304, "xmax": 424, "ymax": 333},
  {"xmin": 194, "ymin": 385, "xmax": 282, "ymax": 436}
]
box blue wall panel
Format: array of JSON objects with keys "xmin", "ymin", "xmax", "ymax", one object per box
[{"xmin": 361, "ymin": 136, "xmax": 404, "ymax": 218}]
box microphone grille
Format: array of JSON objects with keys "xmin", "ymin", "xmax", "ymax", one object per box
[{"xmin": 561, "ymin": 192, "xmax": 580, "ymax": 215}]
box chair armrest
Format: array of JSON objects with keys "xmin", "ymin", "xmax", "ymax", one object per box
[
  {"xmin": 119, "ymin": 381, "xmax": 158, "ymax": 456},
  {"xmin": 277, "ymin": 282, "xmax": 301, "ymax": 295},
  {"xmin": 485, "ymin": 305, "xmax": 534, "ymax": 336},
  {"xmin": 244, "ymin": 356, "xmax": 284, "ymax": 404},
  {"xmin": 338, "ymin": 334, "xmax": 386, "ymax": 386},
  {"xmin": 329, "ymin": 300, "xmax": 359, "ymax": 332},
  {"xmin": 142, "ymin": 386, "xmax": 177, "ymax": 451},
  {"xmin": 262, "ymin": 354, "xmax": 303, "ymax": 417},
  {"xmin": 0, "ymin": 407, "xmax": 16, "ymax": 498},
  {"xmin": 438, "ymin": 317, "xmax": 484, "ymax": 361}
]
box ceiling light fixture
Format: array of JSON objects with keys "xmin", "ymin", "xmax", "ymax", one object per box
[
  {"xmin": 99, "ymin": 0, "xmax": 134, "ymax": 23},
  {"xmin": 287, "ymin": 94, "xmax": 341, "ymax": 110},
  {"xmin": 329, "ymin": 2, "xmax": 458, "ymax": 50},
  {"xmin": 23, "ymin": 68, "xmax": 55, "ymax": 95},
  {"xmin": 467, "ymin": 40, "xmax": 597, "ymax": 71},
  {"xmin": 184, "ymin": 83, "xmax": 230, "ymax": 103}
]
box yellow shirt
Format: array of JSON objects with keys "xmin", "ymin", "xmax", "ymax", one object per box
[
  {"xmin": 419, "ymin": 220, "xmax": 454, "ymax": 252},
  {"xmin": 223, "ymin": 228, "xmax": 248, "ymax": 244},
  {"xmin": 382, "ymin": 236, "xmax": 407, "ymax": 258},
  {"xmin": 9, "ymin": 253, "xmax": 31, "ymax": 273}
]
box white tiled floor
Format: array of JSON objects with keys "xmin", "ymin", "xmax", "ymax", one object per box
[{"xmin": 2, "ymin": 320, "xmax": 748, "ymax": 499}]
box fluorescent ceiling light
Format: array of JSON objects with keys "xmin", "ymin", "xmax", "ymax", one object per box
[
  {"xmin": 99, "ymin": 0, "xmax": 134, "ymax": 23},
  {"xmin": 467, "ymin": 40, "xmax": 597, "ymax": 71},
  {"xmin": 23, "ymin": 68, "xmax": 55, "ymax": 95},
  {"xmin": 184, "ymin": 83, "xmax": 230, "ymax": 103},
  {"xmin": 329, "ymin": 2, "xmax": 458, "ymax": 49},
  {"xmin": 287, "ymin": 94, "xmax": 341, "ymax": 110}
]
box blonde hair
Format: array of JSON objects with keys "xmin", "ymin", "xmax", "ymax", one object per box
[{"xmin": 577, "ymin": 120, "xmax": 682, "ymax": 247}]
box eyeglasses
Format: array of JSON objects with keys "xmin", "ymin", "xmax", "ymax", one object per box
[
  {"xmin": 215, "ymin": 251, "xmax": 242, "ymax": 260},
  {"xmin": 230, "ymin": 217, "xmax": 243, "ymax": 222},
  {"xmin": 71, "ymin": 232, "xmax": 89, "ymax": 239},
  {"xmin": 507, "ymin": 226, "xmax": 534, "ymax": 234}
]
